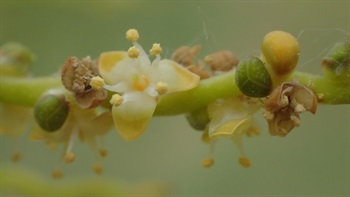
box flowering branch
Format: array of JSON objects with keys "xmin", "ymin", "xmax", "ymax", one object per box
[
  {"xmin": 1, "ymin": 29, "xmax": 349, "ymax": 177},
  {"xmin": 0, "ymin": 70, "xmax": 348, "ymax": 115}
]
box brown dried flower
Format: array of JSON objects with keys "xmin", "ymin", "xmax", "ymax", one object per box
[
  {"xmin": 263, "ymin": 82, "xmax": 317, "ymax": 137},
  {"xmin": 204, "ymin": 50, "xmax": 239, "ymax": 73},
  {"xmin": 172, "ymin": 45, "xmax": 210, "ymax": 79},
  {"xmin": 61, "ymin": 56, "xmax": 107, "ymax": 108},
  {"xmin": 172, "ymin": 45, "xmax": 201, "ymax": 67},
  {"xmin": 172, "ymin": 46, "xmax": 240, "ymax": 79}
]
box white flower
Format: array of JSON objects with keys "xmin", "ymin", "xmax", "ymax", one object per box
[
  {"xmin": 30, "ymin": 99, "xmax": 113, "ymax": 177},
  {"xmin": 98, "ymin": 29, "xmax": 200, "ymax": 140},
  {"xmin": 207, "ymin": 97, "xmax": 260, "ymax": 167}
]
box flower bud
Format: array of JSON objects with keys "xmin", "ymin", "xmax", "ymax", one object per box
[
  {"xmin": 186, "ymin": 108, "xmax": 210, "ymax": 131},
  {"xmin": 322, "ymin": 41, "xmax": 350, "ymax": 82},
  {"xmin": 261, "ymin": 31, "xmax": 300, "ymax": 74},
  {"xmin": 34, "ymin": 90, "xmax": 69, "ymax": 132},
  {"xmin": 261, "ymin": 31, "xmax": 299, "ymax": 87},
  {"xmin": 235, "ymin": 57, "xmax": 272, "ymax": 98},
  {"xmin": 0, "ymin": 42, "xmax": 35, "ymax": 76}
]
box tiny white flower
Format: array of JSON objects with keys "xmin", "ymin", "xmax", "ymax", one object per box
[
  {"xmin": 207, "ymin": 97, "xmax": 260, "ymax": 167},
  {"xmin": 98, "ymin": 29, "xmax": 200, "ymax": 140}
]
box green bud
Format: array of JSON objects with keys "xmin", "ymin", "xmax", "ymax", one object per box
[
  {"xmin": 322, "ymin": 41, "xmax": 350, "ymax": 82},
  {"xmin": 34, "ymin": 90, "xmax": 69, "ymax": 132},
  {"xmin": 186, "ymin": 108, "xmax": 210, "ymax": 131},
  {"xmin": 0, "ymin": 42, "xmax": 35, "ymax": 77},
  {"xmin": 235, "ymin": 57, "xmax": 272, "ymax": 98}
]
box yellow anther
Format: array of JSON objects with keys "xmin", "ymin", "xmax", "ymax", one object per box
[
  {"xmin": 126, "ymin": 29, "xmax": 139, "ymax": 42},
  {"xmin": 64, "ymin": 152, "xmax": 75, "ymax": 164},
  {"xmin": 52, "ymin": 169, "xmax": 64, "ymax": 179},
  {"xmin": 110, "ymin": 94, "xmax": 124, "ymax": 106},
  {"xmin": 127, "ymin": 46, "xmax": 140, "ymax": 58},
  {"xmin": 156, "ymin": 81, "xmax": 168, "ymax": 95},
  {"xmin": 93, "ymin": 163, "xmax": 104, "ymax": 174},
  {"xmin": 202, "ymin": 157, "xmax": 215, "ymax": 168},
  {"xmin": 239, "ymin": 157, "xmax": 251, "ymax": 168},
  {"xmin": 149, "ymin": 43, "xmax": 162, "ymax": 55},
  {"xmin": 90, "ymin": 76, "xmax": 105, "ymax": 90},
  {"xmin": 99, "ymin": 148, "xmax": 108, "ymax": 158}
]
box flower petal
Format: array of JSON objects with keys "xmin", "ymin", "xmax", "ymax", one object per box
[
  {"xmin": 80, "ymin": 112, "xmax": 114, "ymax": 139},
  {"xmin": 98, "ymin": 51, "xmax": 129, "ymax": 84},
  {"xmin": 207, "ymin": 97, "xmax": 253, "ymax": 135},
  {"xmin": 154, "ymin": 59, "xmax": 200, "ymax": 93},
  {"xmin": 210, "ymin": 116, "xmax": 252, "ymax": 138},
  {"xmin": 111, "ymin": 92, "xmax": 157, "ymax": 140}
]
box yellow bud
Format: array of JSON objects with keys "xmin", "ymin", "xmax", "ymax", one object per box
[
  {"xmin": 261, "ymin": 31, "xmax": 300, "ymax": 87},
  {"xmin": 262, "ymin": 31, "xmax": 300, "ymax": 74}
]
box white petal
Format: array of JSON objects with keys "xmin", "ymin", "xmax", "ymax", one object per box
[
  {"xmin": 207, "ymin": 98, "xmax": 249, "ymax": 134},
  {"xmin": 98, "ymin": 51, "xmax": 136, "ymax": 85},
  {"xmin": 133, "ymin": 42, "xmax": 152, "ymax": 73},
  {"xmin": 153, "ymin": 59, "xmax": 199, "ymax": 93},
  {"xmin": 104, "ymin": 81, "xmax": 133, "ymax": 93},
  {"xmin": 111, "ymin": 92, "xmax": 157, "ymax": 140}
]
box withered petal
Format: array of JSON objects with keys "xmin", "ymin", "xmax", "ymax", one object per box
[
  {"xmin": 263, "ymin": 82, "xmax": 318, "ymax": 137},
  {"xmin": 74, "ymin": 89, "xmax": 108, "ymax": 109}
]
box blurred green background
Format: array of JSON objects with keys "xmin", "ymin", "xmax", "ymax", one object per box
[{"xmin": 1, "ymin": 0, "xmax": 349, "ymax": 196}]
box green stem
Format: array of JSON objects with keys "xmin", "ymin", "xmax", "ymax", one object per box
[
  {"xmin": 155, "ymin": 70, "xmax": 240, "ymax": 115},
  {"xmin": 292, "ymin": 71, "xmax": 350, "ymax": 104},
  {"xmin": 0, "ymin": 76, "xmax": 62, "ymax": 106},
  {"xmin": 0, "ymin": 70, "xmax": 349, "ymax": 116}
]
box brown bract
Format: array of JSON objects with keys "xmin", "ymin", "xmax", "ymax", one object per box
[
  {"xmin": 263, "ymin": 82, "xmax": 317, "ymax": 137},
  {"xmin": 61, "ymin": 56, "xmax": 107, "ymax": 109}
]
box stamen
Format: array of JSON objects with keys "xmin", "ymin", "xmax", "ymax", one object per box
[
  {"xmin": 280, "ymin": 95, "xmax": 289, "ymax": 106},
  {"xmin": 149, "ymin": 43, "xmax": 162, "ymax": 55},
  {"xmin": 110, "ymin": 94, "xmax": 124, "ymax": 106},
  {"xmin": 238, "ymin": 157, "xmax": 251, "ymax": 168},
  {"xmin": 99, "ymin": 148, "xmax": 108, "ymax": 158},
  {"xmin": 156, "ymin": 81, "xmax": 168, "ymax": 95},
  {"xmin": 11, "ymin": 151, "xmax": 21, "ymax": 163},
  {"xmin": 66, "ymin": 129, "xmax": 78, "ymax": 157},
  {"xmin": 201, "ymin": 131, "xmax": 211, "ymax": 144},
  {"xmin": 127, "ymin": 46, "xmax": 140, "ymax": 58},
  {"xmin": 64, "ymin": 152, "xmax": 75, "ymax": 164},
  {"xmin": 126, "ymin": 29, "xmax": 139, "ymax": 42},
  {"xmin": 92, "ymin": 163, "xmax": 104, "ymax": 174},
  {"xmin": 263, "ymin": 110, "xmax": 274, "ymax": 120},
  {"xmin": 201, "ymin": 157, "xmax": 215, "ymax": 168},
  {"xmin": 52, "ymin": 168, "xmax": 64, "ymax": 179},
  {"xmin": 90, "ymin": 76, "xmax": 105, "ymax": 90},
  {"xmin": 290, "ymin": 115, "xmax": 301, "ymax": 126}
]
